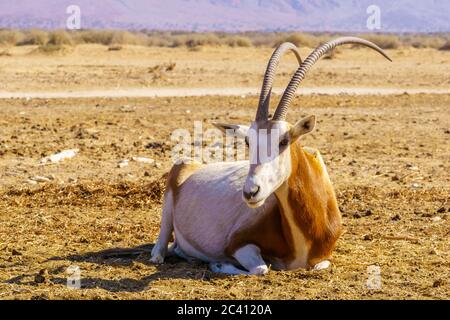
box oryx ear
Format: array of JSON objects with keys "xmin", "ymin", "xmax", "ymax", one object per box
[
  {"xmin": 290, "ymin": 115, "xmax": 316, "ymax": 140},
  {"xmin": 212, "ymin": 123, "xmax": 249, "ymax": 138}
]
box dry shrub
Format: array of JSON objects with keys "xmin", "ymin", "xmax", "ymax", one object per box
[
  {"xmin": 323, "ymin": 48, "xmax": 341, "ymax": 60},
  {"xmin": 439, "ymin": 40, "xmax": 450, "ymax": 51},
  {"xmin": 407, "ymin": 36, "xmax": 445, "ymax": 49},
  {"xmin": 1, "ymin": 29, "xmax": 449, "ymax": 50},
  {"xmin": 184, "ymin": 33, "xmax": 222, "ymax": 48},
  {"xmin": 0, "ymin": 29, "xmax": 24, "ymax": 45},
  {"xmin": 278, "ymin": 33, "xmax": 318, "ymax": 48},
  {"xmin": 361, "ymin": 34, "xmax": 400, "ymax": 49},
  {"xmin": 225, "ymin": 36, "xmax": 252, "ymax": 47},
  {"xmin": 48, "ymin": 30, "xmax": 73, "ymax": 46},
  {"xmin": 18, "ymin": 29, "xmax": 49, "ymax": 46},
  {"xmin": 110, "ymin": 31, "xmax": 148, "ymax": 46},
  {"xmin": 74, "ymin": 30, "xmax": 115, "ymax": 45}
]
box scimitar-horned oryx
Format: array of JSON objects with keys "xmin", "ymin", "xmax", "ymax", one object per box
[{"xmin": 151, "ymin": 37, "xmax": 391, "ymax": 275}]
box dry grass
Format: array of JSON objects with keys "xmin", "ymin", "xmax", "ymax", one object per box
[
  {"xmin": 439, "ymin": 40, "xmax": 450, "ymax": 51},
  {"xmin": 47, "ymin": 30, "xmax": 74, "ymax": 46},
  {"xmin": 0, "ymin": 29, "xmax": 24, "ymax": 46},
  {"xmin": 1, "ymin": 29, "xmax": 449, "ymax": 49},
  {"xmin": 17, "ymin": 29, "xmax": 49, "ymax": 46},
  {"xmin": 360, "ymin": 34, "xmax": 400, "ymax": 49}
]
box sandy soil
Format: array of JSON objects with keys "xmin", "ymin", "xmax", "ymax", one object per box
[
  {"xmin": 0, "ymin": 45, "xmax": 449, "ymax": 300},
  {"xmin": 0, "ymin": 45, "xmax": 449, "ymax": 93}
]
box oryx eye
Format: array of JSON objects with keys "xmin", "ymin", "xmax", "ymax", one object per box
[{"xmin": 280, "ymin": 138, "xmax": 289, "ymax": 147}]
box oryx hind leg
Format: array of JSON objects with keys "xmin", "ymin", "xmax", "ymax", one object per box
[
  {"xmin": 210, "ymin": 244, "xmax": 268, "ymax": 276},
  {"xmin": 209, "ymin": 262, "xmax": 250, "ymax": 275},
  {"xmin": 150, "ymin": 190, "xmax": 174, "ymax": 264},
  {"xmin": 233, "ymin": 244, "xmax": 269, "ymax": 275}
]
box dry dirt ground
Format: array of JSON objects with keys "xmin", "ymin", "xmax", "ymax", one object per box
[
  {"xmin": 0, "ymin": 45, "xmax": 449, "ymax": 300},
  {"xmin": 0, "ymin": 44, "xmax": 449, "ymax": 92}
]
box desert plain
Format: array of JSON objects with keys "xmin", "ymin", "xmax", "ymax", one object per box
[{"xmin": 0, "ymin": 43, "xmax": 449, "ymax": 299}]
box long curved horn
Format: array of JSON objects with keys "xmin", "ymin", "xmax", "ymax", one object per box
[
  {"xmin": 272, "ymin": 37, "xmax": 392, "ymax": 121},
  {"xmin": 256, "ymin": 42, "xmax": 303, "ymax": 121}
]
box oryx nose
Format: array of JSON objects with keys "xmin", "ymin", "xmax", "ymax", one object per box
[{"xmin": 243, "ymin": 185, "xmax": 260, "ymax": 200}]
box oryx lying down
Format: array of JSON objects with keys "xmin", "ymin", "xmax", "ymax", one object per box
[{"xmin": 151, "ymin": 37, "xmax": 391, "ymax": 275}]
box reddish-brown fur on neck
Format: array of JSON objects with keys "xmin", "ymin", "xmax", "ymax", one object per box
[{"xmin": 286, "ymin": 140, "xmax": 342, "ymax": 267}]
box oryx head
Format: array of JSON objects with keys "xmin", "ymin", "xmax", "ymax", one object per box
[{"xmin": 215, "ymin": 37, "xmax": 391, "ymax": 208}]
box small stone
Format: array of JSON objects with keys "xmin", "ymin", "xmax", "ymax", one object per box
[
  {"xmin": 363, "ymin": 234, "xmax": 373, "ymax": 241},
  {"xmin": 68, "ymin": 177, "xmax": 77, "ymax": 183},
  {"xmin": 364, "ymin": 209, "xmax": 373, "ymax": 217},
  {"xmin": 353, "ymin": 213, "xmax": 362, "ymax": 219},
  {"xmin": 25, "ymin": 179, "xmax": 38, "ymax": 185},
  {"xmin": 120, "ymin": 105, "xmax": 135, "ymax": 113},
  {"xmin": 391, "ymin": 214, "xmax": 401, "ymax": 221},
  {"xmin": 411, "ymin": 183, "xmax": 421, "ymax": 189},
  {"xmin": 431, "ymin": 216, "xmax": 442, "ymax": 222},
  {"xmin": 154, "ymin": 162, "xmax": 162, "ymax": 169},
  {"xmin": 436, "ymin": 207, "xmax": 446, "ymax": 213},
  {"xmin": 391, "ymin": 175, "xmax": 400, "ymax": 181},
  {"xmin": 34, "ymin": 269, "xmax": 49, "ymax": 284},
  {"xmin": 11, "ymin": 249, "xmax": 22, "ymax": 256},
  {"xmin": 429, "ymin": 248, "xmax": 438, "ymax": 255},
  {"xmin": 144, "ymin": 171, "xmax": 151, "ymax": 177},
  {"xmin": 131, "ymin": 157, "xmax": 155, "ymax": 164},
  {"xmin": 433, "ymin": 279, "xmax": 444, "ymax": 288}
]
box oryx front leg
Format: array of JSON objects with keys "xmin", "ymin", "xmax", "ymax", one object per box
[
  {"xmin": 150, "ymin": 191, "xmax": 174, "ymax": 264},
  {"xmin": 233, "ymin": 244, "xmax": 269, "ymax": 276},
  {"xmin": 313, "ymin": 260, "xmax": 331, "ymax": 271}
]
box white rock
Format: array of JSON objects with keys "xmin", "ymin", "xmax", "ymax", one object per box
[
  {"xmin": 131, "ymin": 157, "xmax": 155, "ymax": 164},
  {"xmin": 432, "ymin": 216, "xmax": 442, "ymax": 222},
  {"xmin": 41, "ymin": 149, "xmax": 79, "ymax": 164},
  {"xmin": 25, "ymin": 179, "xmax": 38, "ymax": 185},
  {"xmin": 31, "ymin": 176, "xmax": 51, "ymax": 183},
  {"xmin": 117, "ymin": 160, "xmax": 129, "ymax": 168}
]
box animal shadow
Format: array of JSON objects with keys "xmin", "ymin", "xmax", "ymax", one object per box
[
  {"xmin": 8, "ymin": 244, "xmax": 220, "ymax": 293},
  {"xmin": 50, "ymin": 244, "xmax": 221, "ymax": 292}
]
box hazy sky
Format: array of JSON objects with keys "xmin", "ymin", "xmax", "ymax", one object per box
[{"xmin": 0, "ymin": 0, "xmax": 449, "ymax": 32}]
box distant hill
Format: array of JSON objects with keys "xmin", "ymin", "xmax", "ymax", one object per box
[{"xmin": 0, "ymin": 0, "xmax": 449, "ymax": 32}]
